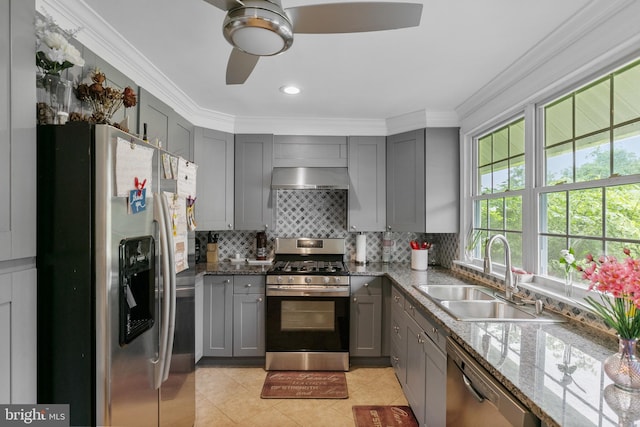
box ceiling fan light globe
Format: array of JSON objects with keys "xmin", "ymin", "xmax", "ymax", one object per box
[{"xmin": 223, "ymin": 6, "xmax": 293, "ymax": 56}]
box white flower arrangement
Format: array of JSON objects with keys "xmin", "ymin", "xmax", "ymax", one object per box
[{"xmin": 35, "ymin": 13, "xmax": 85, "ymax": 76}]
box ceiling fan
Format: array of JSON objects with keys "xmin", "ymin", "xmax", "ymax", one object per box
[{"xmin": 203, "ymin": 0, "xmax": 423, "ymax": 85}]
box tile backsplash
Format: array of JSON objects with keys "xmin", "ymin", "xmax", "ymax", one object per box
[{"xmin": 196, "ymin": 189, "xmax": 459, "ymax": 267}]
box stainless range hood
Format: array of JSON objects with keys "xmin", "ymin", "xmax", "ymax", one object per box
[{"xmin": 271, "ymin": 167, "xmax": 350, "ymax": 190}]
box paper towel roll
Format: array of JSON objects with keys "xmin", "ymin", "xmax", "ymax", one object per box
[{"xmin": 356, "ymin": 234, "xmax": 367, "ymax": 264}]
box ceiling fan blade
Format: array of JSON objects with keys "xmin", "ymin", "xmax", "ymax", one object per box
[
  {"xmin": 287, "ymin": 2, "xmax": 422, "ymax": 34},
  {"xmin": 202, "ymin": 0, "xmax": 243, "ymax": 12},
  {"xmin": 226, "ymin": 48, "xmax": 260, "ymax": 85}
]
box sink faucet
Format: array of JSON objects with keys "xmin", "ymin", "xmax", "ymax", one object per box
[{"xmin": 483, "ymin": 234, "xmax": 514, "ymax": 300}]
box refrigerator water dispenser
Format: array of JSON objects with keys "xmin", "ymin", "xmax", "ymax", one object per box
[{"xmin": 119, "ymin": 236, "xmax": 156, "ymax": 346}]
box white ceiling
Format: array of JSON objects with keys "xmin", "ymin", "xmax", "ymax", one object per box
[{"xmin": 42, "ymin": 0, "xmax": 598, "ymax": 130}]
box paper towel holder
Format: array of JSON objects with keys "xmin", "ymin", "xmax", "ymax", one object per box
[{"xmin": 355, "ymin": 232, "xmax": 368, "ymax": 265}]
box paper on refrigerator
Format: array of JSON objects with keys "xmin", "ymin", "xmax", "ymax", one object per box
[{"xmin": 115, "ymin": 137, "xmax": 154, "ymax": 197}]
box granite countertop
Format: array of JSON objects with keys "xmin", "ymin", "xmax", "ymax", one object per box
[{"xmin": 198, "ymin": 260, "xmax": 631, "ymax": 426}]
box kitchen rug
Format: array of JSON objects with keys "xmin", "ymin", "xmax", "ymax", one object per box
[
  {"xmin": 260, "ymin": 371, "xmax": 348, "ymax": 399},
  {"xmin": 352, "ymin": 405, "xmax": 419, "ymax": 427}
]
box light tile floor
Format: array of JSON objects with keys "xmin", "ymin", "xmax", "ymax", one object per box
[{"xmin": 195, "ymin": 365, "xmax": 408, "ymax": 426}]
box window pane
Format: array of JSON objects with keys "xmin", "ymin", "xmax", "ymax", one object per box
[
  {"xmin": 575, "ymin": 131, "xmax": 610, "ymax": 182},
  {"xmin": 505, "ymin": 196, "xmax": 522, "ymax": 231},
  {"xmin": 478, "ymin": 199, "xmax": 489, "ymax": 229},
  {"xmin": 506, "ymin": 232, "xmax": 522, "ymax": 267},
  {"xmin": 606, "ymin": 183, "xmax": 640, "ymax": 240},
  {"xmin": 614, "ymin": 62, "xmax": 640, "ymax": 125},
  {"xmin": 493, "ymin": 160, "xmax": 509, "ymax": 192},
  {"xmin": 570, "ymin": 238, "xmax": 602, "ymax": 268},
  {"xmin": 541, "ymin": 235, "xmax": 567, "ymax": 278},
  {"xmin": 575, "ymin": 78, "xmax": 610, "ymax": 137},
  {"xmin": 479, "ymin": 164, "xmax": 492, "ymax": 194},
  {"xmin": 510, "ymin": 119, "xmax": 525, "ymax": 156},
  {"xmin": 493, "ymin": 128, "xmax": 509, "ymax": 162},
  {"xmin": 545, "ymin": 96, "xmax": 573, "ymax": 146},
  {"xmin": 545, "ymin": 142, "xmax": 573, "ymax": 185},
  {"xmin": 613, "ymin": 121, "xmax": 640, "ymax": 176},
  {"xmin": 607, "ymin": 241, "xmax": 640, "ymax": 258},
  {"xmin": 569, "ymin": 188, "xmax": 602, "ymax": 237},
  {"xmin": 488, "ymin": 198, "xmax": 504, "ymax": 230},
  {"xmin": 541, "ymin": 192, "xmax": 566, "ymax": 234},
  {"xmin": 510, "ymin": 155, "xmax": 525, "ymax": 190},
  {"xmin": 478, "ymin": 135, "xmax": 492, "ymax": 166}
]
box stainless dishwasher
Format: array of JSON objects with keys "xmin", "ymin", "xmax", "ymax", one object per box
[{"xmin": 446, "ymin": 337, "xmax": 540, "ymax": 427}]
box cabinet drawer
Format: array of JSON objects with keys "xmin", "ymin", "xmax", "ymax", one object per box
[
  {"xmin": 351, "ymin": 276, "xmax": 382, "ymax": 295},
  {"xmin": 233, "ymin": 276, "xmax": 265, "ymax": 294},
  {"xmin": 205, "ymin": 275, "xmax": 232, "ymax": 287},
  {"xmin": 404, "ymin": 299, "xmax": 446, "ymax": 353}
]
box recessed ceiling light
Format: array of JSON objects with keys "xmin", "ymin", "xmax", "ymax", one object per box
[{"xmin": 280, "ymin": 85, "xmax": 301, "ymax": 95}]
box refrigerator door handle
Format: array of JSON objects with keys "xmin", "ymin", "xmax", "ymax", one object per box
[
  {"xmin": 153, "ymin": 192, "xmax": 171, "ymax": 390},
  {"xmin": 160, "ymin": 192, "xmax": 177, "ymax": 383}
]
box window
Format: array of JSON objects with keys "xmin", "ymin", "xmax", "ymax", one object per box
[
  {"xmin": 540, "ymin": 60, "xmax": 640, "ymax": 280},
  {"xmin": 471, "ymin": 119, "xmax": 525, "ymax": 266},
  {"xmin": 468, "ymin": 58, "xmax": 640, "ymax": 287}
]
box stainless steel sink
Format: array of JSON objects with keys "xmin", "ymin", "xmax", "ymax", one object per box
[
  {"xmin": 413, "ymin": 285, "xmax": 495, "ymax": 301},
  {"xmin": 413, "ymin": 284, "xmax": 565, "ymax": 323}
]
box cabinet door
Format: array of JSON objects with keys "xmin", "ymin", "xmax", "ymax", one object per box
[
  {"xmin": 348, "ymin": 136, "xmax": 386, "ymax": 232},
  {"xmin": 386, "ymin": 130, "xmax": 425, "ymax": 232},
  {"xmin": 169, "ymin": 113, "xmax": 194, "ymax": 162},
  {"xmin": 234, "ymin": 134, "xmax": 274, "ymax": 230},
  {"xmin": 425, "ymin": 336, "xmax": 446, "ymax": 427},
  {"xmin": 233, "ymin": 294, "xmax": 265, "ymax": 357},
  {"xmin": 194, "ymin": 274, "xmax": 203, "ymax": 363},
  {"xmin": 425, "ymin": 127, "xmax": 459, "ymax": 233},
  {"xmin": 203, "ymin": 276, "xmax": 233, "ymax": 357},
  {"xmin": 138, "ymin": 88, "xmax": 170, "ymax": 146},
  {"xmin": 194, "ymin": 128, "xmax": 234, "ymax": 230},
  {"xmin": 404, "ymin": 316, "xmax": 427, "ymax": 427},
  {"xmin": 350, "ymin": 294, "xmax": 382, "ymax": 357},
  {"xmin": 0, "ymin": 0, "xmax": 36, "ymax": 261}
]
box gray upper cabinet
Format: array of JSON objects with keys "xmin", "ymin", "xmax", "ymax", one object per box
[
  {"xmin": 1, "ymin": 0, "xmax": 36, "ymax": 261},
  {"xmin": 273, "ymin": 135, "xmax": 347, "ymax": 167},
  {"xmin": 348, "ymin": 136, "xmax": 386, "ymax": 232},
  {"xmin": 194, "ymin": 127, "xmax": 234, "ymax": 230},
  {"xmin": 235, "ymin": 134, "xmax": 274, "ymax": 231},
  {"xmin": 386, "ymin": 128, "xmax": 459, "ymax": 233},
  {"xmin": 138, "ymin": 88, "xmax": 194, "ymax": 161}
]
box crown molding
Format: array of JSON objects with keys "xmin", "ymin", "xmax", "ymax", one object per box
[
  {"xmin": 456, "ymin": 0, "xmax": 636, "ymax": 123},
  {"xmin": 234, "ymin": 116, "xmax": 388, "ymax": 136},
  {"xmin": 386, "ymin": 110, "xmax": 459, "ymax": 135}
]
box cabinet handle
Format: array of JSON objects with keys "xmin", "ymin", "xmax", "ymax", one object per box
[
  {"xmin": 353, "ymin": 297, "xmax": 358, "ymax": 302},
  {"xmin": 246, "ymin": 283, "xmax": 252, "ymax": 287},
  {"xmin": 224, "ymin": 279, "xmax": 230, "ymax": 284},
  {"xmin": 394, "ymin": 295, "xmax": 400, "ymax": 303},
  {"xmin": 228, "ymin": 224, "xmax": 232, "ymax": 229},
  {"xmin": 393, "ymin": 326, "xmax": 400, "ymax": 333},
  {"xmin": 363, "ymin": 283, "xmax": 369, "ymax": 288},
  {"xmin": 417, "ymin": 334, "xmax": 425, "ymax": 344},
  {"xmin": 392, "ymin": 356, "xmax": 399, "ymax": 364},
  {"xmin": 351, "ymin": 225, "xmax": 356, "ymax": 230},
  {"xmin": 257, "ymin": 297, "xmax": 263, "ymax": 302},
  {"xmin": 264, "ymin": 224, "xmax": 268, "ymax": 229},
  {"xmin": 432, "ymin": 327, "xmax": 438, "ymax": 335}
]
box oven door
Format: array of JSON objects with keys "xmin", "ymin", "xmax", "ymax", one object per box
[{"xmin": 266, "ymin": 294, "xmax": 350, "ymax": 353}]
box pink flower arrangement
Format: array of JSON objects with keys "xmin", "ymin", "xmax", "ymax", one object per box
[{"xmin": 578, "ymin": 248, "xmax": 640, "ymax": 339}]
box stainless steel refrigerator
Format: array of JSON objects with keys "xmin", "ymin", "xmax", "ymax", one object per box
[{"xmin": 37, "ymin": 123, "xmax": 195, "ymax": 427}]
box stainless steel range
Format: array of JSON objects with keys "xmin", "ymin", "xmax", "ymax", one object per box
[{"xmin": 265, "ymin": 238, "xmax": 350, "ymax": 371}]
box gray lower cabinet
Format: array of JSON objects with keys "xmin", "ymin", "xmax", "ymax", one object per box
[
  {"xmin": 386, "ymin": 128, "xmax": 459, "ymax": 233},
  {"xmin": 350, "ymin": 276, "xmax": 383, "ymax": 357},
  {"xmin": 203, "ymin": 275, "xmax": 265, "ymax": 358},
  {"xmin": 203, "ymin": 275, "xmax": 233, "ymax": 357},
  {"xmin": 194, "ymin": 128, "xmax": 234, "ymax": 230},
  {"xmin": 392, "ymin": 285, "xmax": 446, "ymax": 427},
  {"xmin": 232, "ymin": 276, "xmax": 265, "ymax": 357},
  {"xmin": 348, "ymin": 136, "xmax": 386, "ymax": 232},
  {"xmin": 235, "ymin": 134, "xmax": 274, "ymax": 231}
]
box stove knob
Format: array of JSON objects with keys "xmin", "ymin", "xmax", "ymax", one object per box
[
  {"xmin": 305, "ymin": 277, "xmax": 312, "ymax": 284},
  {"xmin": 288, "ymin": 276, "xmax": 295, "ymax": 283},
  {"xmin": 277, "ymin": 276, "xmax": 283, "ymax": 284},
  {"xmin": 322, "ymin": 277, "xmax": 330, "ymax": 284}
]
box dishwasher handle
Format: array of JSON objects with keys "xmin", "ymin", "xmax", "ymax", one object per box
[{"xmin": 462, "ymin": 373, "xmax": 485, "ymax": 403}]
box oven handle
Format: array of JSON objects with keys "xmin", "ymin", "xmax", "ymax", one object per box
[{"xmin": 266, "ymin": 287, "xmax": 350, "ymax": 297}]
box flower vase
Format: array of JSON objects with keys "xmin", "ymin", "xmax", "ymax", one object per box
[
  {"xmin": 564, "ymin": 270, "xmax": 573, "ymax": 298},
  {"xmin": 36, "ymin": 73, "xmax": 72, "ymax": 125},
  {"xmin": 605, "ymin": 337, "xmax": 640, "ymax": 392}
]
